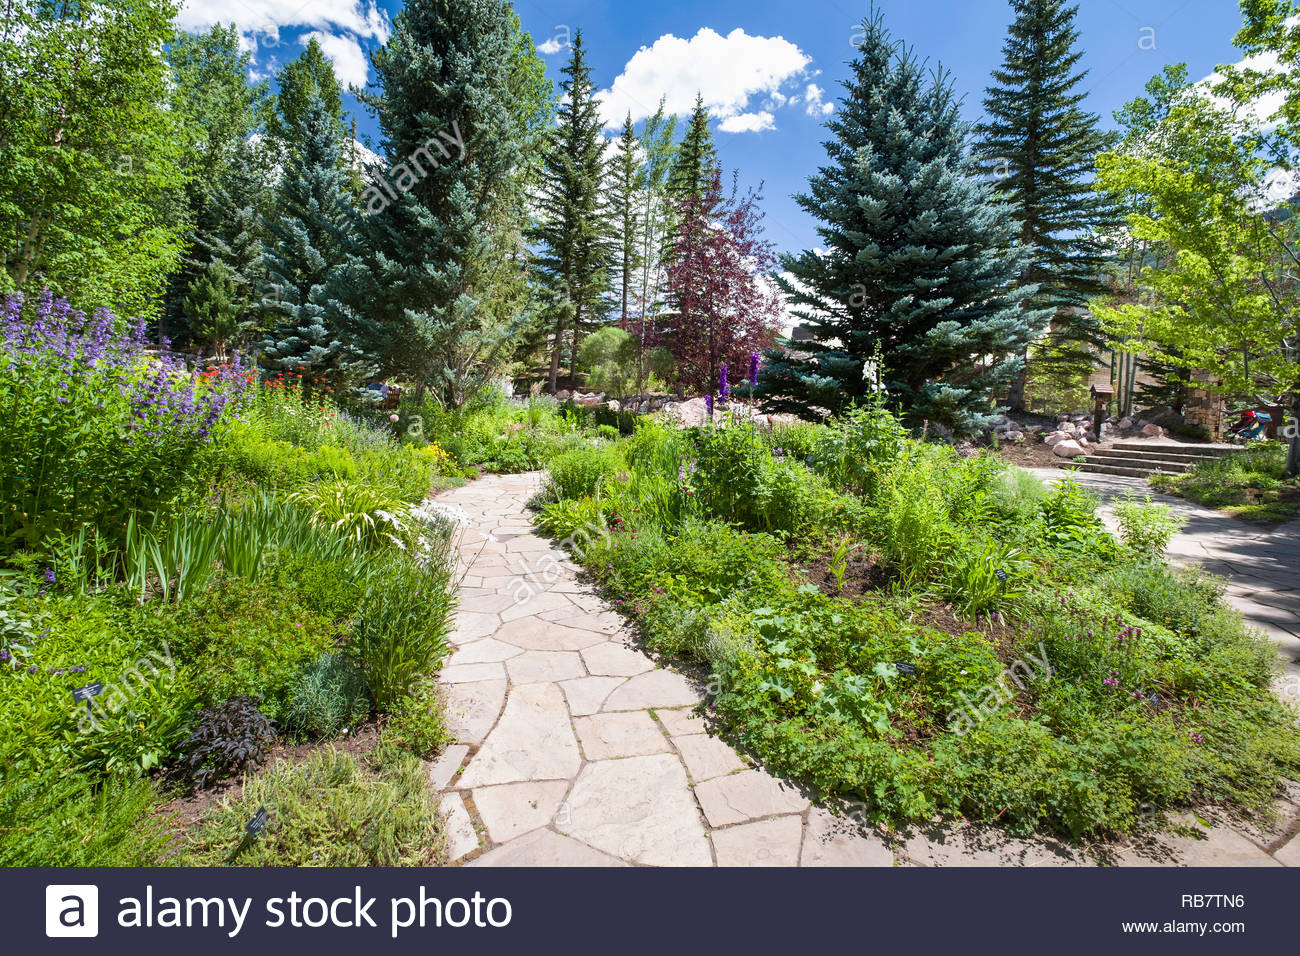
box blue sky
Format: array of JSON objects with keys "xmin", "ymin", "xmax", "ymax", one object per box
[{"xmin": 178, "ymin": 0, "xmax": 1248, "ymax": 257}]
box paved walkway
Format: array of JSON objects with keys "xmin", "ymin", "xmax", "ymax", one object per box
[
  {"xmin": 426, "ymin": 472, "xmax": 890, "ymax": 867},
  {"xmin": 428, "ymin": 471, "xmax": 1300, "ymax": 867}
]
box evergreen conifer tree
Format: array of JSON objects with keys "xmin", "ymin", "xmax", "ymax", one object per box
[
  {"xmin": 531, "ymin": 30, "xmax": 615, "ymax": 392},
  {"xmin": 610, "ymin": 114, "xmax": 643, "ymax": 330},
  {"xmin": 666, "ymin": 94, "xmax": 717, "ymax": 203},
  {"xmin": 355, "ymin": 0, "xmax": 533, "ymax": 406},
  {"xmin": 975, "ymin": 0, "xmax": 1120, "ymax": 409},
  {"xmin": 260, "ymin": 96, "xmax": 372, "ymax": 399},
  {"xmin": 183, "ymin": 138, "xmax": 272, "ymax": 355},
  {"xmin": 758, "ymin": 12, "xmax": 1051, "ymax": 435}
]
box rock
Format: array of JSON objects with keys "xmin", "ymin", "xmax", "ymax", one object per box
[
  {"xmin": 1141, "ymin": 423, "xmax": 1164, "ymax": 438},
  {"xmin": 1004, "ymin": 430, "xmax": 1024, "ymax": 443},
  {"xmin": 1118, "ymin": 416, "xmax": 1133, "ymax": 429},
  {"xmin": 1043, "ymin": 431, "xmax": 1069, "ymax": 446},
  {"xmin": 1052, "ymin": 439, "xmax": 1085, "ymax": 458},
  {"xmin": 606, "ymin": 399, "xmax": 620, "ymax": 413},
  {"xmin": 554, "ymin": 389, "xmax": 571, "ymax": 402}
]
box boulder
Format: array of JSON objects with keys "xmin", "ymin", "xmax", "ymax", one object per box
[
  {"xmin": 1043, "ymin": 431, "xmax": 1069, "ymax": 446},
  {"xmin": 1004, "ymin": 430, "xmax": 1024, "ymax": 443},
  {"xmin": 606, "ymin": 399, "xmax": 620, "ymax": 413},
  {"xmin": 1118, "ymin": 416, "xmax": 1133, "ymax": 430},
  {"xmin": 1053, "ymin": 439, "xmax": 1085, "ymax": 458},
  {"xmin": 554, "ymin": 389, "xmax": 571, "ymax": 402},
  {"xmin": 1141, "ymin": 423, "xmax": 1164, "ymax": 438}
]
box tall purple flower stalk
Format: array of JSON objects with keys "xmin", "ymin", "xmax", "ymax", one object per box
[
  {"xmin": 719, "ymin": 363, "xmax": 729, "ymax": 406},
  {"xmin": 749, "ymin": 352, "xmax": 760, "ymax": 388},
  {"xmin": 705, "ymin": 393, "xmax": 714, "ymax": 418}
]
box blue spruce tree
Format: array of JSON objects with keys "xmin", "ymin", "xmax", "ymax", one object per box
[
  {"xmin": 759, "ymin": 12, "xmax": 1051, "ymax": 435},
  {"xmin": 260, "ymin": 96, "xmax": 373, "ymax": 399}
]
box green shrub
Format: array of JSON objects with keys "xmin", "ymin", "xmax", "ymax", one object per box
[
  {"xmin": 351, "ymin": 552, "xmax": 455, "ymax": 710},
  {"xmin": 171, "ymin": 747, "xmax": 443, "ymax": 866},
  {"xmin": 1114, "ymin": 493, "xmax": 1186, "ymax": 557},
  {"xmin": 382, "ymin": 684, "xmax": 453, "ymax": 758},
  {"xmin": 283, "ymin": 653, "xmax": 372, "ymax": 738},
  {"xmin": 809, "ymin": 399, "xmax": 908, "ymax": 495},
  {"xmin": 546, "ymin": 445, "xmax": 625, "ymax": 500}
]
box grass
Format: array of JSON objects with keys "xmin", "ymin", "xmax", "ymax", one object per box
[{"xmin": 1149, "ymin": 442, "xmax": 1299, "ymax": 522}]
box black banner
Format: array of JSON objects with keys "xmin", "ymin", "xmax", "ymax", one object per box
[{"xmin": 12, "ymin": 867, "xmax": 1296, "ymax": 954}]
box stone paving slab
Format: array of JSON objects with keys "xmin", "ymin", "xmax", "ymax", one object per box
[{"xmin": 429, "ymin": 472, "xmax": 1299, "ymax": 868}]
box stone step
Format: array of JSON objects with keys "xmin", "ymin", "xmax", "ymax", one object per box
[
  {"xmin": 1083, "ymin": 454, "xmax": 1195, "ymax": 473},
  {"xmin": 1108, "ymin": 441, "xmax": 1236, "ymax": 458},
  {"xmin": 1098, "ymin": 448, "xmax": 1225, "ymax": 465},
  {"xmin": 1057, "ymin": 461, "xmax": 1178, "ymax": 479}
]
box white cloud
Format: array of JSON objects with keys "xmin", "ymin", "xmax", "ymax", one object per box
[
  {"xmin": 304, "ymin": 30, "xmax": 370, "ymax": 88},
  {"xmin": 598, "ymin": 27, "xmax": 813, "ymax": 132},
  {"xmin": 803, "ymin": 82, "xmax": 834, "ymax": 117},
  {"xmin": 719, "ymin": 111, "xmax": 776, "ymax": 133},
  {"xmin": 537, "ymin": 37, "xmax": 565, "ymax": 55},
  {"xmin": 175, "ymin": 1, "xmax": 391, "ymax": 47}
]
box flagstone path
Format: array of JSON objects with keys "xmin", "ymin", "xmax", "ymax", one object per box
[{"xmin": 427, "ymin": 471, "xmax": 1300, "ymax": 867}]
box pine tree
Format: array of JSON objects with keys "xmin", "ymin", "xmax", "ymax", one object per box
[
  {"xmin": 260, "ymin": 96, "xmax": 372, "ymax": 400},
  {"xmin": 355, "ymin": 0, "xmax": 532, "ymax": 407},
  {"xmin": 666, "ymin": 94, "xmax": 717, "ymax": 203},
  {"xmin": 531, "ymin": 30, "xmax": 614, "ymax": 392},
  {"xmin": 610, "ymin": 115, "xmax": 643, "ymax": 331},
  {"xmin": 758, "ymin": 12, "xmax": 1051, "ymax": 436},
  {"xmin": 975, "ymin": 0, "xmax": 1120, "ymax": 409}
]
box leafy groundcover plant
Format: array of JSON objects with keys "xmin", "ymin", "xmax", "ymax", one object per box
[{"xmin": 531, "ymin": 408, "xmax": 1300, "ymax": 840}]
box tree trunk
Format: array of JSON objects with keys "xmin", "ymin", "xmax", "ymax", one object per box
[
  {"xmin": 1006, "ymin": 349, "xmax": 1028, "ymax": 412},
  {"xmin": 547, "ymin": 312, "xmax": 562, "ymax": 393}
]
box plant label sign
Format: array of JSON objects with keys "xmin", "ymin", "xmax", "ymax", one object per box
[
  {"xmin": 246, "ymin": 807, "xmax": 269, "ymax": 838},
  {"xmin": 72, "ymin": 681, "xmax": 104, "ymax": 715},
  {"xmin": 894, "ymin": 662, "xmax": 917, "ymax": 675},
  {"xmin": 994, "ymin": 569, "xmax": 1009, "ymax": 582}
]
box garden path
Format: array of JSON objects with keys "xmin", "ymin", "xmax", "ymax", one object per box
[{"xmin": 428, "ymin": 472, "xmax": 1299, "ymax": 867}]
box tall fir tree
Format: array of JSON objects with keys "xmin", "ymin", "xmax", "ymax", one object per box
[
  {"xmin": 355, "ymin": 0, "xmax": 532, "ymax": 406},
  {"xmin": 632, "ymin": 100, "xmax": 679, "ymax": 391},
  {"xmin": 162, "ymin": 24, "xmax": 268, "ymax": 345},
  {"xmin": 182, "ymin": 138, "xmax": 272, "ymax": 356},
  {"xmin": 610, "ymin": 114, "xmax": 643, "ymax": 331},
  {"xmin": 758, "ymin": 12, "xmax": 1051, "ymax": 435},
  {"xmin": 260, "ymin": 96, "xmax": 372, "ymax": 399},
  {"xmin": 267, "ymin": 37, "xmax": 345, "ymax": 150},
  {"xmin": 666, "ymin": 93, "xmax": 717, "ymax": 203},
  {"xmin": 975, "ymin": 0, "xmax": 1120, "ymax": 409},
  {"xmin": 531, "ymin": 30, "xmax": 614, "ymax": 392}
]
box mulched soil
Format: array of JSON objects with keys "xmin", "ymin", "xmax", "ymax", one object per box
[{"xmin": 801, "ymin": 550, "xmax": 891, "ymax": 600}]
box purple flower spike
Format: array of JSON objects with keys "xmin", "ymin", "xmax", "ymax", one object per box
[
  {"xmin": 719, "ymin": 363, "xmax": 729, "ymax": 405},
  {"xmin": 705, "ymin": 393, "xmax": 714, "ymax": 417},
  {"xmin": 749, "ymin": 352, "xmax": 760, "ymax": 388}
]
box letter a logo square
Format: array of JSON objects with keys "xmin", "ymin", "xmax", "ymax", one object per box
[{"xmin": 46, "ymin": 885, "xmax": 99, "ymax": 937}]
